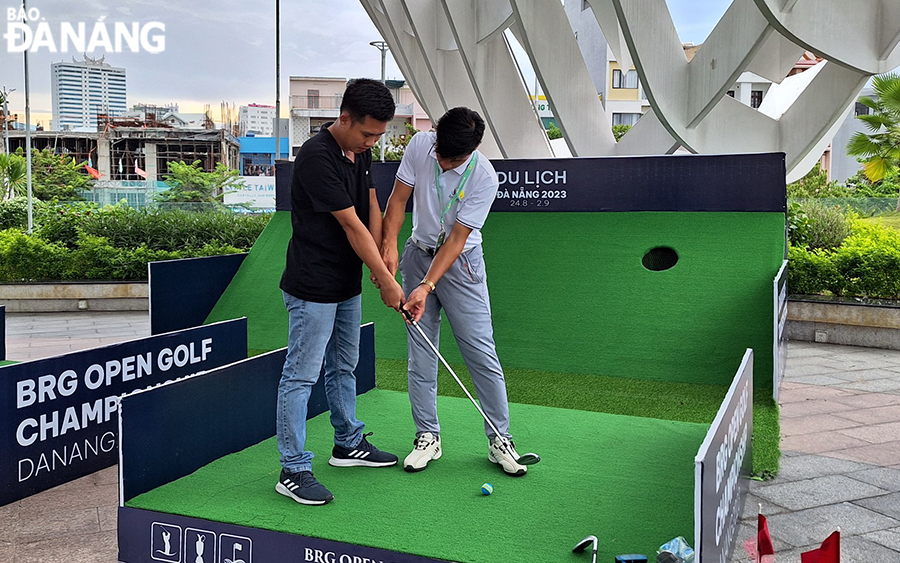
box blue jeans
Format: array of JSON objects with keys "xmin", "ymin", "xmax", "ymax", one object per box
[{"xmin": 277, "ymin": 291, "xmax": 365, "ymax": 473}]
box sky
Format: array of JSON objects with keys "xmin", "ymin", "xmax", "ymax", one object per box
[{"xmin": 0, "ymin": 0, "xmax": 731, "ymax": 127}]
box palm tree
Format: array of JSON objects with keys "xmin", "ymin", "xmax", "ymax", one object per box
[
  {"xmin": 847, "ymin": 73, "xmax": 900, "ymax": 210},
  {"xmin": 0, "ymin": 152, "xmax": 26, "ymax": 200}
]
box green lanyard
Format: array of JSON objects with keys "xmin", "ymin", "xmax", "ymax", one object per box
[{"xmin": 434, "ymin": 152, "xmax": 478, "ymax": 228}]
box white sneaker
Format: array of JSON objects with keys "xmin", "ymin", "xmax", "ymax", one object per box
[
  {"xmin": 489, "ymin": 436, "xmax": 527, "ymax": 476},
  {"xmin": 404, "ymin": 432, "xmax": 442, "ymax": 472}
]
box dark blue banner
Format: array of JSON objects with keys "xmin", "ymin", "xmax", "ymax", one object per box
[
  {"xmin": 367, "ymin": 153, "xmax": 785, "ymax": 213},
  {"xmin": 1, "ymin": 305, "xmax": 5, "ymax": 361},
  {"xmin": 149, "ymin": 254, "xmax": 247, "ymax": 335},
  {"xmin": 119, "ymin": 507, "xmax": 451, "ymax": 563},
  {"xmin": 0, "ymin": 319, "xmax": 248, "ymax": 506},
  {"xmin": 120, "ymin": 323, "xmax": 376, "ymax": 502}
]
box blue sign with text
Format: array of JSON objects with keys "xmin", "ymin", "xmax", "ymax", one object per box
[{"xmin": 0, "ymin": 319, "xmax": 248, "ymax": 506}]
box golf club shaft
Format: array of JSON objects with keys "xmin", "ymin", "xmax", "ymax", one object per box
[{"xmin": 407, "ymin": 317, "xmax": 505, "ymax": 439}]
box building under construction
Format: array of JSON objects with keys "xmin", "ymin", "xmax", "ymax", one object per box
[{"xmin": 7, "ymin": 115, "xmax": 240, "ymax": 182}]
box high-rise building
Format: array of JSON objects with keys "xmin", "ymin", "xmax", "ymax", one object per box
[
  {"xmin": 51, "ymin": 55, "xmax": 127, "ymax": 131},
  {"xmin": 239, "ymin": 104, "xmax": 276, "ymax": 136}
]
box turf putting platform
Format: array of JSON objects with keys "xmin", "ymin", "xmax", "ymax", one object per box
[{"xmin": 125, "ymin": 389, "xmax": 707, "ymax": 563}]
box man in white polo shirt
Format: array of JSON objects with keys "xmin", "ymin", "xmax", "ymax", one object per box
[{"xmin": 380, "ymin": 107, "xmax": 529, "ymax": 476}]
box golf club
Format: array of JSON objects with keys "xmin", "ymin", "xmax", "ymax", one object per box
[
  {"xmin": 401, "ymin": 309, "xmax": 541, "ymax": 465},
  {"xmin": 573, "ymin": 535, "xmax": 598, "ymax": 563}
]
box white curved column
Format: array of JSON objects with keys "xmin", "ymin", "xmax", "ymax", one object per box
[
  {"xmin": 509, "ymin": 0, "xmax": 616, "ymax": 156},
  {"xmin": 400, "ymin": 0, "xmax": 502, "ymax": 157},
  {"xmin": 361, "ymin": 0, "xmax": 444, "ymax": 120},
  {"xmin": 439, "ymin": 0, "xmax": 551, "ymax": 158},
  {"xmin": 753, "ymin": 0, "xmax": 900, "ymax": 73}
]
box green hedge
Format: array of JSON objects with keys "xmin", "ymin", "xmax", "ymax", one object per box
[
  {"xmin": 0, "ymin": 199, "xmax": 269, "ymax": 282},
  {"xmin": 788, "ymin": 220, "xmax": 900, "ymax": 299}
]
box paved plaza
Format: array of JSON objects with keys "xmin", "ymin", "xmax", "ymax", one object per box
[{"xmin": 1, "ymin": 312, "xmax": 899, "ymax": 562}]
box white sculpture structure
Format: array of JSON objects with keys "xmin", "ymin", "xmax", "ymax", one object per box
[{"xmin": 360, "ymin": 0, "xmax": 900, "ymax": 181}]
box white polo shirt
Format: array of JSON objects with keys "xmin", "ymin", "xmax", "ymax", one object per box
[{"xmin": 395, "ymin": 131, "xmax": 498, "ymax": 251}]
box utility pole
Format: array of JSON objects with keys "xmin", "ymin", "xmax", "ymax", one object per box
[
  {"xmin": 274, "ymin": 0, "xmax": 281, "ymax": 167},
  {"xmin": 369, "ymin": 40, "xmax": 389, "ymax": 163}
]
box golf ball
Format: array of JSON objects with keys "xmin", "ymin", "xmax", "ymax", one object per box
[{"xmin": 481, "ymin": 483, "xmax": 493, "ymax": 495}]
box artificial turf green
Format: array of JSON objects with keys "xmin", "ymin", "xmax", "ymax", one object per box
[
  {"xmin": 204, "ymin": 210, "xmax": 784, "ymax": 475},
  {"xmin": 0, "ymin": 360, "xmax": 16, "ymax": 367},
  {"xmin": 375, "ymin": 358, "xmax": 780, "ymax": 477},
  {"xmin": 127, "ymin": 389, "xmax": 708, "ymax": 563},
  {"xmin": 205, "ymin": 210, "xmax": 291, "ymax": 353},
  {"xmin": 208, "ymin": 211, "xmax": 785, "ymax": 391},
  {"xmin": 362, "ymin": 212, "xmax": 786, "ymax": 390}
]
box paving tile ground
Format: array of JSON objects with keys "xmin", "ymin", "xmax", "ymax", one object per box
[
  {"xmin": 3, "ymin": 313, "xmax": 900, "ymax": 562},
  {"xmin": 731, "ymin": 341, "xmax": 900, "ymax": 563}
]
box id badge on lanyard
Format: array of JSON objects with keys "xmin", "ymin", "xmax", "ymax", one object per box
[{"xmin": 435, "ymin": 153, "xmax": 478, "ymax": 251}]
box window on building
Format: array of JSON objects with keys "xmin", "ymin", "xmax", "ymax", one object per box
[
  {"xmin": 308, "ymin": 89, "xmax": 319, "ymax": 109},
  {"xmin": 726, "ymin": 90, "xmax": 735, "ymax": 98},
  {"xmin": 612, "ymin": 69, "xmax": 639, "ymax": 89},
  {"xmin": 612, "ymin": 113, "xmax": 642, "ymax": 127},
  {"xmin": 750, "ymin": 90, "xmax": 764, "ymax": 109},
  {"xmin": 854, "ymin": 102, "xmax": 870, "ymax": 117}
]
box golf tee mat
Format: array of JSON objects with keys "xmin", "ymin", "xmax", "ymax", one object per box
[{"xmin": 124, "ymin": 389, "xmax": 706, "ymax": 563}]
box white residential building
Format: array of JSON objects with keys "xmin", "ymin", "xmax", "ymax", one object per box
[
  {"xmin": 240, "ymin": 104, "xmax": 276, "ymax": 136},
  {"xmin": 288, "ymin": 76, "xmax": 432, "ymax": 158},
  {"xmin": 51, "ymin": 55, "xmax": 127, "ymax": 131}
]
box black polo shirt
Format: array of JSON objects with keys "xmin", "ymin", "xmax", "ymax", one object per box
[{"xmin": 280, "ymin": 125, "xmax": 376, "ymax": 303}]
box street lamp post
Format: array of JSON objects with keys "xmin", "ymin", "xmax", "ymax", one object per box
[
  {"xmin": 22, "ymin": 0, "xmax": 33, "ymax": 232},
  {"xmin": 369, "ymin": 40, "xmax": 389, "ymax": 163},
  {"xmin": 274, "ymin": 0, "xmax": 281, "ymax": 167},
  {"xmin": 0, "ymin": 87, "xmax": 13, "ymax": 155}
]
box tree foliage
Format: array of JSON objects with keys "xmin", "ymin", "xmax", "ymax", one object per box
[
  {"xmin": 157, "ymin": 160, "xmax": 244, "ymax": 204},
  {"xmin": 847, "ymin": 73, "xmax": 900, "ymax": 209},
  {"xmin": 13, "ymin": 147, "xmax": 91, "ymax": 201},
  {"xmin": 0, "ymin": 152, "xmax": 26, "ymax": 200},
  {"xmin": 612, "ymin": 124, "xmax": 632, "ymax": 141},
  {"xmin": 546, "ymin": 122, "xmax": 563, "ymax": 140},
  {"xmin": 372, "ymin": 122, "xmax": 419, "ymax": 161}
]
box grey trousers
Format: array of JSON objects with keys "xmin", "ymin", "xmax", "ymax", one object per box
[{"xmin": 399, "ymin": 238, "xmax": 512, "ymax": 440}]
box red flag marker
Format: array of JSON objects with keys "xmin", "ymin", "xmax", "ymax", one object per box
[
  {"xmin": 801, "ymin": 530, "xmax": 840, "ymax": 563},
  {"xmin": 758, "ymin": 513, "xmax": 775, "ymax": 560}
]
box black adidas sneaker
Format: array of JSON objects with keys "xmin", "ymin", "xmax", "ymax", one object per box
[
  {"xmin": 328, "ymin": 432, "xmax": 398, "ymax": 468},
  {"xmin": 275, "ymin": 469, "xmax": 334, "ymax": 505}
]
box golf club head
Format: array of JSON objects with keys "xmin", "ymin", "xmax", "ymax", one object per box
[
  {"xmin": 573, "ymin": 535, "xmax": 598, "ymax": 554},
  {"xmin": 517, "ymin": 452, "xmax": 541, "ymax": 465}
]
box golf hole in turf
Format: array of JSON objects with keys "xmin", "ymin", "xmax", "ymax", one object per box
[{"xmin": 642, "ymin": 247, "xmax": 678, "ymax": 271}]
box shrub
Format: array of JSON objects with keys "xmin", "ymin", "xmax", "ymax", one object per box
[
  {"xmin": 845, "ymin": 167, "xmax": 900, "ymax": 199},
  {"xmin": 0, "ymin": 203, "xmax": 264, "ymax": 281},
  {"xmin": 787, "ymin": 200, "xmax": 851, "ymax": 250},
  {"xmin": 787, "ymin": 246, "xmax": 842, "ymax": 296},
  {"xmin": 34, "ymin": 201, "xmax": 99, "ymax": 248},
  {"xmin": 80, "ymin": 205, "xmax": 268, "ymax": 251},
  {"xmin": 0, "ymin": 229, "xmax": 68, "ymax": 281},
  {"xmin": 789, "ymin": 220, "xmax": 900, "ymax": 299},
  {"xmin": 786, "ymin": 163, "xmax": 848, "ymax": 198},
  {"xmin": 831, "ymin": 221, "xmax": 900, "ymax": 299},
  {"xmin": 0, "ymin": 197, "xmax": 28, "ymax": 230}
]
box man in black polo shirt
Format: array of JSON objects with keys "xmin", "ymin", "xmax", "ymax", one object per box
[{"xmin": 276, "ymin": 78, "xmax": 404, "ymax": 506}]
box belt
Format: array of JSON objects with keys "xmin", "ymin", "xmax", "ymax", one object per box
[
  {"xmin": 409, "ymin": 236, "xmax": 476, "ymax": 257},
  {"xmin": 410, "ymin": 236, "xmax": 436, "ymax": 256}
]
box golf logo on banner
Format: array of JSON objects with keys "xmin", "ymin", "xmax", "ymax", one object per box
[{"xmin": 0, "ymin": 319, "xmax": 248, "ymax": 506}]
